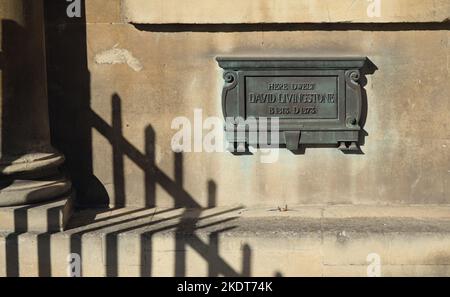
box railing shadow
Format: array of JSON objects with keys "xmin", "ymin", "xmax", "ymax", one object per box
[
  {"xmin": 40, "ymin": 0, "xmax": 252, "ymax": 277},
  {"xmin": 67, "ymin": 93, "xmax": 249, "ymax": 276}
]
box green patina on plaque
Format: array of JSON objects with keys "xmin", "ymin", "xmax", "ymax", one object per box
[{"xmin": 217, "ymin": 57, "xmax": 368, "ymax": 152}]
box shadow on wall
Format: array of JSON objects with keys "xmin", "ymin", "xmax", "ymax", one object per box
[
  {"xmin": 1, "ymin": 0, "xmax": 386, "ymax": 277},
  {"xmin": 75, "ymin": 94, "xmax": 250, "ymax": 276},
  {"xmin": 39, "ymin": 0, "xmax": 380, "ymax": 276},
  {"xmin": 2, "ymin": 90, "xmax": 254, "ymax": 276},
  {"xmin": 44, "ymin": 0, "xmax": 381, "ymax": 207},
  {"xmin": 134, "ymin": 22, "xmax": 450, "ymax": 32},
  {"xmin": 28, "ymin": 0, "xmax": 256, "ymax": 277},
  {"xmin": 45, "ymin": 0, "xmax": 108, "ymax": 208},
  {"xmin": 65, "ymin": 127, "xmax": 252, "ymax": 276},
  {"xmin": 3, "ymin": 158, "xmax": 252, "ymax": 276},
  {"xmin": 45, "ymin": 0, "xmax": 210, "ymax": 209}
]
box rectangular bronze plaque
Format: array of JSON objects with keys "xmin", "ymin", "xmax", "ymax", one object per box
[{"xmin": 217, "ymin": 57, "xmax": 368, "ymax": 152}]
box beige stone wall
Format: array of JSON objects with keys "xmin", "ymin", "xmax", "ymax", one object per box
[
  {"xmin": 68, "ymin": 0, "xmax": 449, "ymax": 207},
  {"xmin": 122, "ymin": 0, "xmax": 450, "ymax": 24}
]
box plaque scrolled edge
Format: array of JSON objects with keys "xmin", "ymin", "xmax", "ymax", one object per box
[
  {"xmin": 345, "ymin": 69, "xmax": 362, "ymax": 129},
  {"xmin": 220, "ymin": 70, "xmax": 238, "ymax": 119}
]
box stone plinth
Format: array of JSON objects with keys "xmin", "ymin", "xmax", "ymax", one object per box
[
  {"xmin": 2, "ymin": 205, "xmax": 450, "ymax": 276},
  {"xmin": 0, "ymin": 0, "xmax": 71, "ymax": 206},
  {"xmin": 0, "ymin": 195, "xmax": 73, "ymax": 233}
]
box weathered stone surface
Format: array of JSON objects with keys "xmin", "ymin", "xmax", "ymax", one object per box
[
  {"xmin": 0, "ymin": 235, "xmax": 5, "ymax": 276},
  {"xmin": 8, "ymin": 0, "xmax": 447, "ymax": 278},
  {"xmin": 86, "ymin": 0, "xmax": 122, "ymax": 24},
  {"xmin": 43, "ymin": 2, "xmax": 449, "ymax": 208},
  {"xmin": 2, "ymin": 205, "xmax": 450, "ymax": 276},
  {"xmin": 0, "ymin": 153, "xmax": 65, "ymax": 175},
  {"xmin": 79, "ymin": 23, "xmax": 449, "ymax": 207},
  {"xmin": 122, "ymin": 0, "xmax": 450, "ymax": 24},
  {"xmin": 0, "ymin": 195, "xmax": 74, "ymax": 232},
  {"xmin": 0, "ymin": 179, "xmax": 71, "ymax": 207}
]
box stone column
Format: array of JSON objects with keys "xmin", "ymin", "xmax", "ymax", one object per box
[{"xmin": 0, "ymin": 0, "xmax": 71, "ymax": 206}]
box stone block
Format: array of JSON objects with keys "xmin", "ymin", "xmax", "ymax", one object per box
[
  {"xmin": 0, "ymin": 194, "xmax": 74, "ymax": 232},
  {"xmin": 121, "ymin": 0, "xmax": 450, "ymax": 24}
]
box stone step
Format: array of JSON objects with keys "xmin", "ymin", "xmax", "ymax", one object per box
[
  {"xmin": 0, "ymin": 194, "xmax": 74, "ymax": 233},
  {"xmin": 1, "ymin": 205, "xmax": 450, "ymax": 277}
]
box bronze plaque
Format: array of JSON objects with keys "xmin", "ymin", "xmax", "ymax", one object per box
[{"xmin": 217, "ymin": 57, "xmax": 368, "ymax": 152}]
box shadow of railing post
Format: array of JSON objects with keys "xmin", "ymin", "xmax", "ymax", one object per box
[
  {"xmin": 144, "ymin": 126, "xmax": 156, "ymax": 207},
  {"xmin": 112, "ymin": 94, "xmax": 125, "ymax": 208},
  {"xmin": 5, "ymin": 206, "xmax": 29, "ymax": 276},
  {"xmin": 81, "ymin": 94, "xmax": 251, "ymax": 276}
]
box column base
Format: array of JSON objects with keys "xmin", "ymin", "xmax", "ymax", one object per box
[
  {"xmin": 0, "ymin": 152, "xmax": 64, "ymax": 175},
  {"xmin": 0, "ymin": 152, "xmax": 71, "ymax": 207},
  {"xmin": 0, "ymin": 177, "xmax": 71, "ymax": 207},
  {"xmin": 0, "ymin": 193, "xmax": 74, "ymax": 232}
]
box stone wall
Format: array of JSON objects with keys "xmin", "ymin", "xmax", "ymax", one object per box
[
  {"xmin": 122, "ymin": 0, "xmax": 450, "ymax": 24},
  {"xmin": 45, "ymin": 0, "xmax": 449, "ymax": 208}
]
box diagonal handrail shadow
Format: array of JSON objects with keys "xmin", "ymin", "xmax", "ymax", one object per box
[
  {"xmin": 42, "ymin": 0, "xmax": 252, "ymax": 277},
  {"xmin": 67, "ymin": 93, "xmax": 250, "ymax": 277}
]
